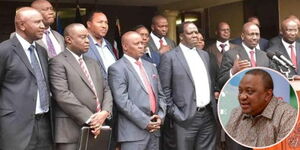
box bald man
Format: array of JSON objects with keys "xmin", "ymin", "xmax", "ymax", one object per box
[
  {"xmin": 108, "ymin": 31, "xmax": 166, "ymax": 150},
  {"xmin": 0, "ymin": 7, "xmax": 53, "ymax": 150},
  {"xmin": 148, "ymin": 15, "xmax": 176, "ymax": 54},
  {"xmin": 218, "ymin": 22, "xmax": 276, "ymax": 88},
  {"xmin": 267, "ymin": 18, "xmax": 300, "ymax": 76},
  {"xmin": 49, "ymin": 23, "xmax": 112, "ymax": 150}
]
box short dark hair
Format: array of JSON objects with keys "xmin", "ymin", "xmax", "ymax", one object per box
[
  {"xmin": 86, "ymin": 10, "xmax": 104, "ymax": 22},
  {"xmin": 131, "ymin": 24, "xmax": 148, "ymax": 31},
  {"xmin": 244, "ymin": 69, "xmax": 274, "ymax": 90},
  {"xmin": 151, "ymin": 15, "xmax": 167, "ymax": 25},
  {"xmin": 177, "ymin": 21, "xmax": 195, "ymax": 34}
]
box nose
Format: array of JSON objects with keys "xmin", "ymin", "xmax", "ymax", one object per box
[{"xmin": 239, "ymin": 92, "xmax": 247, "ymax": 101}]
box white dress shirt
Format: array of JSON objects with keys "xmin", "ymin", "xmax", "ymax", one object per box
[
  {"xmin": 42, "ymin": 27, "xmax": 62, "ymax": 55},
  {"xmin": 90, "ymin": 36, "xmax": 116, "ymax": 72},
  {"xmin": 16, "ymin": 33, "xmax": 47, "ymax": 114},
  {"xmin": 150, "ymin": 32, "xmax": 167, "ymax": 50},
  {"xmin": 216, "ymin": 40, "xmax": 230, "ymax": 52},
  {"xmin": 242, "ymin": 42, "xmax": 256, "ymax": 62},
  {"xmin": 180, "ymin": 43, "xmax": 210, "ymax": 107}
]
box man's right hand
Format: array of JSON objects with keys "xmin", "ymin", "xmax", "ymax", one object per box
[
  {"xmin": 159, "ymin": 45, "xmax": 171, "ymax": 54},
  {"xmin": 232, "ymin": 55, "xmax": 251, "ymax": 75},
  {"xmin": 146, "ymin": 115, "xmax": 162, "ymax": 132}
]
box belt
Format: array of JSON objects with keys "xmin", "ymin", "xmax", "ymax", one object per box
[
  {"xmin": 35, "ymin": 112, "xmax": 48, "ymax": 120},
  {"xmin": 196, "ymin": 105, "xmax": 210, "ymax": 112}
]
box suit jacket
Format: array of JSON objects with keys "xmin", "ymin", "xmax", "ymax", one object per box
[
  {"xmin": 218, "ymin": 46, "xmax": 276, "ymax": 88},
  {"xmin": 0, "ymin": 36, "xmax": 52, "ymax": 150},
  {"xmin": 85, "ymin": 35, "xmax": 116, "ymax": 79},
  {"xmin": 230, "ymin": 37, "xmax": 269, "ymax": 51},
  {"xmin": 10, "ymin": 30, "xmax": 65, "ymax": 58},
  {"xmin": 108, "ymin": 57, "xmax": 166, "ymax": 142},
  {"xmin": 206, "ymin": 42, "xmax": 239, "ymax": 67},
  {"xmin": 141, "ymin": 48, "xmax": 161, "ymax": 67},
  {"xmin": 49, "ymin": 50, "xmax": 113, "ymax": 143},
  {"xmin": 266, "ymin": 40, "xmax": 300, "ymax": 75},
  {"xmin": 158, "ymin": 46, "xmax": 217, "ymax": 127},
  {"xmin": 269, "ymin": 35, "xmax": 300, "ymax": 47},
  {"xmin": 148, "ymin": 36, "xmax": 176, "ymax": 53}
]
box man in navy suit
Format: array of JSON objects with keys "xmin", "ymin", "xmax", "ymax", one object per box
[
  {"xmin": 85, "ymin": 10, "xmax": 117, "ymax": 79},
  {"xmin": 133, "ymin": 25, "xmax": 160, "ymax": 67}
]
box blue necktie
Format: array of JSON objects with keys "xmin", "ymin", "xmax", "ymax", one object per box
[{"xmin": 28, "ymin": 45, "xmax": 49, "ymax": 112}]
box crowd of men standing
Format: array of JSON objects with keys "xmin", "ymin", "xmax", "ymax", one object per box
[{"xmin": 0, "ymin": 0, "xmax": 299, "ymax": 150}]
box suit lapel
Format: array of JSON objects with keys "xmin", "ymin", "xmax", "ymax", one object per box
[
  {"xmin": 122, "ymin": 57, "xmax": 148, "ymax": 92},
  {"xmin": 88, "ymin": 36, "xmax": 107, "ymax": 74},
  {"xmin": 148, "ymin": 37, "xmax": 159, "ymax": 51},
  {"xmin": 175, "ymin": 47, "xmax": 195, "ymax": 84},
  {"xmin": 11, "ymin": 37, "xmax": 35, "ymax": 76},
  {"xmin": 238, "ymin": 47, "xmax": 251, "ymax": 61},
  {"xmin": 64, "ymin": 50, "xmax": 95, "ymax": 92}
]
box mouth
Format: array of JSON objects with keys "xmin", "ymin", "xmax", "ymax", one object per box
[{"xmin": 240, "ymin": 103, "xmax": 250, "ymax": 110}]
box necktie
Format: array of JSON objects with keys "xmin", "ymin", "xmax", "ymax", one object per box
[
  {"xmin": 78, "ymin": 58, "xmax": 101, "ymax": 112},
  {"xmin": 44, "ymin": 31, "xmax": 57, "ymax": 57},
  {"xmin": 220, "ymin": 43, "xmax": 227, "ymax": 53},
  {"xmin": 249, "ymin": 50, "xmax": 256, "ymax": 67},
  {"xmin": 159, "ymin": 39, "xmax": 164, "ymax": 49},
  {"xmin": 28, "ymin": 45, "xmax": 49, "ymax": 112},
  {"xmin": 135, "ymin": 60, "xmax": 156, "ymax": 113},
  {"xmin": 289, "ymin": 45, "xmax": 297, "ymax": 69}
]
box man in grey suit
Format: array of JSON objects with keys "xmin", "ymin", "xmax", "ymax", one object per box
[
  {"xmin": 148, "ymin": 15, "xmax": 176, "ymax": 54},
  {"xmin": 159, "ymin": 22, "xmax": 217, "ymax": 150},
  {"xmin": 267, "ymin": 18, "xmax": 300, "ymax": 76},
  {"xmin": 218, "ymin": 22, "xmax": 276, "ymax": 88},
  {"xmin": 108, "ymin": 31, "xmax": 166, "ymax": 150},
  {"xmin": 0, "ymin": 7, "xmax": 53, "ymax": 150},
  {"xmin": 49, "ymin": 23, "xmax": 113, "ymax": 150}
]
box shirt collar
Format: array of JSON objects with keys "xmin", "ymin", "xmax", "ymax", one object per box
[
  {"xmin": 242, "ymin": 42, "xmax": 256, "ymax": 53},
  {"xmin": 242, "ymin": 96, "xmax": 278, "ymax": 120},
  {"xmin": 89, "ymin": 34, "xmax": 107, "ymax": 48},
  {"xmin": 124, "ymin": 54, "xmax": 142, "ymax": 63},
  {"xmin": 282, "ymin": 38, "xmax": 296, "ymax": 49},
  {"xmin": 216, "ymin": 40, "xmax": 229, "ymax": 46},
  {"xmin": 67, "ymin": 48, "xmax": 83, "ymax": 61},
  {"xmin": 179, "ymin": 43, "xmax": 196, "ymax": 51},
  {"xmin": 15, "ymin": 33, "xmax": 36, "ymax": 51}
]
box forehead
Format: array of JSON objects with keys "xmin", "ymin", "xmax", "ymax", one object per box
[
  {"xmin": 136, "ymin": 27, "xmax": 149, "ymax": 34},
  {"xmin": 92, "ymin": 13, "xmax": 107, "ymax": 21},
  {"xmin": 155, "ymin": 18, "xmax": 167, "ymax": 24},
  {"xmin": 38, "ymin": 1, "xmax": 52, "ymax": 7},
  {"xmin": 23, "ymin": 10, "xmax": 43, "ymax": 21},
  {"xmin": 184, "ymin": 23, "xmax": 198, "ymax": 32},
  {"xmin": 72, "ymin": 26, "xmax": 88, "ymax": 36},
  {"xmin": 245, "ymin": 25, "xmax": 260, "ymax": 33},
  {"xmin": 219, "ymin": 23, "xmax": 230, "ymax": 29},
  {"xmin": 240, "ymin": 74, "xmax": 262, "ymax": 87},
  {"xmin": 284, "ymin": 21, "xmax": 298, "ymax": 29}
]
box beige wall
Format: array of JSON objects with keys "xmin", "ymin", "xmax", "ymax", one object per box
[
  {"xmin": 279, "ymin": 0, "xmax": 300, "ymax": 23},
  {"xmin": 208, "ymin": 1, "xmax": 244, "ymax": 39}
]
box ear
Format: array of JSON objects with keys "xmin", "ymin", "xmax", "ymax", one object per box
[
  {"xmin": 241, "ymin": 33, "xmax": 245, "ymax": 41},
  {"xmin": 19, "ymin": 21, "xmax": 26, "ymax": 31},
  {"xmin": 65, "ymin": 36, "xmax": 72, "ymax": 44},
  {"xmin": 264, "ymin": 89, "xmax": 273, "ymax": 102},
  {"xmin": 87, "ymin": 21, "xmax": 91, "ymax": 29}
]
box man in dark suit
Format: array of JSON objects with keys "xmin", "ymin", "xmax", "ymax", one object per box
[
  {"xmin": 231, "ymin": 17, "xmax": 269, "ymax": 51},
  {"xmin": 218, "ymin": 22, "xmax": 276, "ymax": 89},
  {"xmin": 149, "ymin": 15, "xmax": 176, "ymax": 54},
  {"xmin": 49, "ymin": 23, "xmax": 113, "ymax": 150},
  {"xmin": 108, "ymin": 31, "xmax": 166, "ymax": 150},
  {"xmin": 85, "ymin": 11, "xmax": 117, "ymax": 79},
  {"xmin": 159, "ymin": 22, "xmax": 217, "ymax": 150},
  {"xmin": 0, "ymin": 7, "xmax": 52, "ymax": 150},
  {"xmin": 267, "ymin": 18, "xmax": 300, "ymax": 76},
  {"xmin": 206, "ymin": 22, "xmax": 239, "ymax": 67},
  {"xmin": 133, "ymin": 25, "xmax": 160, "ymax": 67}
]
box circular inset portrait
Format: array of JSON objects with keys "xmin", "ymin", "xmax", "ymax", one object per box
[{"xmin": 218, "ymin": 67, "xmax": 298, "ymax": 148}]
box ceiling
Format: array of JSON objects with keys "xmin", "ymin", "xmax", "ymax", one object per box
[{"xmin": 2, "ymin": 0, "xmax": 183, "ymax": 6}]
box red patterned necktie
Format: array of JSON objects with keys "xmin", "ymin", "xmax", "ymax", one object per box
[
  {"xmin": 79, "ymin": 58, "xmax": 101, "ymax": 112},
  {"xmin": 249, "ymin": 50, "xmax": 256, "ymax": 67},
  {"xmin": 289, "ymin": 45, "xmax": 297, "ymax": 69},
  {"xmin": 159, "ymin": 39, "xmax": 164, "ymax": 49},
  {"xmin": 135, "ymin": 60, "xmax": 156, "ymax": 113}
]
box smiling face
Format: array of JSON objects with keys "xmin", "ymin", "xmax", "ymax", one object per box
[{"xmin": 238, "ymin": 73, "xmax": 273, "ymax": 116}]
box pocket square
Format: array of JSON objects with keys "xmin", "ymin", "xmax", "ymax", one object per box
[{"xmin": 152, "ymin": 74, "xmax": 159, "ymax": 79}]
